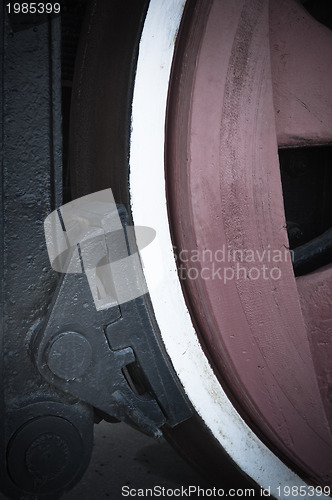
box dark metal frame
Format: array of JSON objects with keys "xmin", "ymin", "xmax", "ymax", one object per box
[{"xmin": 0, "ymin": 3, "xmax": 191, "ymax": 498}]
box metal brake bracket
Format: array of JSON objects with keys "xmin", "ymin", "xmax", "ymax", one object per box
[{"xmin": 33, "ymin": 190, "xmax": 192, "ymax": 438}]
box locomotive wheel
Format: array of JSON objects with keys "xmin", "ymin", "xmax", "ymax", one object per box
[{"xmin": 71, "ymin": 0, "xmax": 332, "ymax": 495}]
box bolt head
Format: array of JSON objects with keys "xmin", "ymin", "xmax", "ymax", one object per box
[{"xmin": 47, "ymin": 332, "xmax": 92, "ymax": 380}]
